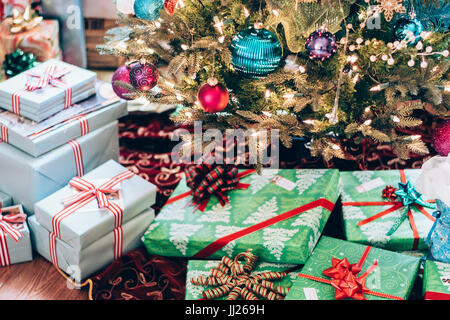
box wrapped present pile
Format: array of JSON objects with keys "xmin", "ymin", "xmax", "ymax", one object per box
[
  {"xmin": 0, "ymin": 58, "xmax": 448, "ymax": 301},
  {"xmin": 29, "ymin": 160, "xmax": 157, "ymax": 281},
  {"xmin": 138, "ymin": 153, "xmax": 450, "ymax": 300},
  {"xmin": 0, "ymin": 55, "xmax": 160, "ymax": 283}
]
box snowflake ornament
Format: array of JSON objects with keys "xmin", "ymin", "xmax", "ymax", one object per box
[
  {"xmin": 375, "ymin": 0, "xmax": 407, "ymax": 22},
  {"xmin": 190, "ymin": 250, "xmax": 290, "ymax": 300}
]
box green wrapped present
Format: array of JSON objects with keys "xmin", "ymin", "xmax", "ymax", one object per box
[
  {"xmin": 340, "ymin": 169, "xmax": 436, "ymax": 251},
  {"xmin": 143, "ymin": 168, "xmax": 340, "ymax": 264},
  {"xmin": 185, "ymin": 250, "xmax": 298, "ymax": 300},
  {"xmin": 423, "ymin": 260, "xmax": 450, "ymax": 300},
  {"xmin": 285, "ymin": 236, "xmax": 421, "ymax": 300}
]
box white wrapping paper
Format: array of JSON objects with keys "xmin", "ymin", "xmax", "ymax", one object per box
[{"xmin": 416, "ymin": 155, "xmax": 450, "ymax": 206}]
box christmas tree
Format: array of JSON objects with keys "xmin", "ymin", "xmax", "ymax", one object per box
[{"xmin": 98, "ymin": 0, "xmax": 449, "ymax": 163}]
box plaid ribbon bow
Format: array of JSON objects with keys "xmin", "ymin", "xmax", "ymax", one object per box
[
  {"xmin": 0, "ymin": 207, "xmax": 26, "ymax": 242},
  {"xmin": 25, "ymin": 64, "xmax": 71, "ymax": 91},
  {"xmin": 185, "ymin": 156, "xmax": 250, "ymax": 212}
]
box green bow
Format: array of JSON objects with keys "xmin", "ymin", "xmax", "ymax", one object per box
[{"xmin": 386, "ymin": 181, "xmax": 436, "ymax": 236}]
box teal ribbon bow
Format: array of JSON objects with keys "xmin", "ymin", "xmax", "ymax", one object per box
[{"xmin": 386, "ymin": 181, "xmax": 436, "ymax": 236}]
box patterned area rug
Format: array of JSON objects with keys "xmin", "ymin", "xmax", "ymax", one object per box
[{"xmin": 90, "ymin": 111, "xmax": 437, "ymax": 300}]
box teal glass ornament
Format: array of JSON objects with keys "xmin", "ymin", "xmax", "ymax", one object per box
[
  {"xmin": 402, "ymin": 0, "xmax": 450, "ymax": 32},
  {"xmin": 230, "ymin": 25, "xmax": 282, "ymax": 78},
  {"xmin": 134, "ymin": 0, "xmax": 164, "ymax": 21},
  {"xmin": 394, "ymin": 18, "xmax": 424, "ymax": 45}
]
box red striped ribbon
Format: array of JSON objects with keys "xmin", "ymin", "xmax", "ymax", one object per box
[
  {"xmin": 113, "ymin": 227, "xmax": 124, "ymax": 261},
  {"xmin": 11, "ymin": 93, "xmax": 20, "ymax": 115},
  {"xmin": 342, "ymin": 169, "xmax": 436, "ymax": 250},
  {"xmin": 64, "ymin": 88, "xmax": 73, "ymax": 109},
  {"xmin": 68, "ymin": 139, "xmax": 85, "ymax": 177},
  {"xmin": 72, "ymin": 115, "xmax": 90, "ymax": 136},
  {"xmin": 0, "ymin": 212, "xmax": 26, "ymax": 267},
  {"xmin": 0, "ymin": 125, "xmax": 8, "ymax": 143},
  {"xmin": 48, "ymin": 170, "xmax": 135, "ymax": 268},
  {"xmin": 49, "ymin": 232, "xmax": 58, "ymax": 266},
  {"xmin": 193, "ymin": 198, "xmax": 335, "ymax": 259},
  {"xmin": 297, "ymin": 246, "xmax": 403, "ymax": 300},
  {"xmin": 0, "ymin": 232, "xmax": 10, "ymax": 267}
]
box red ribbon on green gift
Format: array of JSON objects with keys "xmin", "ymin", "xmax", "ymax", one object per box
[
  {"xmin": 424, "ymin": 291, "xmax": 450, "ymax": 300},
  {"xmin": 298, "ymin": 246, "xmax": 403, "ymax": 300},
  {"xmin": 342, "ymin": 169, "xmax": 436, "ymax": 250},
  {"xmin": 165, "ymin": 169, "xmax": 336, "ymax": 259}
]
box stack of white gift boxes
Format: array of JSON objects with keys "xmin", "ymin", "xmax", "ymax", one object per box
[{"xmin": 0, "ymin": 59, "xmax": 157, "ymax": 281}]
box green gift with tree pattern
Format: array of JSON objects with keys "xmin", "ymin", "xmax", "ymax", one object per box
[
  {"xmin": 285, "ymin": 236, "xmax": 420, "ymax": 300},
  {"xmin": 423, "ymin": 260, "xmax": 450, "ymax": 300},
  {"xmin": 142, "ymin": 168, "xmax": 340, "ymax": 264},
  {"xmin": 340, "ymin": 169, "xmax": 436, "ymax": 251}
]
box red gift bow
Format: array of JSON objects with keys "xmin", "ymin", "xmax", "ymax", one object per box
[
  {"xmin": 0, "ymin": 209, "xmax": 26, "ymax": 242},
  {"xmin": 25, "ymin": 64, "xmax": 72, "ymax": 91},
  {"xmin": 49, "ymin": 170, "xmax": 135, "ymax": 266},
  {"xmin": 55, "ymin": 171, "xmax": 135, "ymax": 235},
  {"xmin": 11, "ymin": 64, "xmax": 73, "ymax": 115},
  {"xmin": 0, "ymin": 206, "xmax": 27, "ymax": 267},
  {"xmin": 62, "ymin": 176, "xmax": 121, "ymax": 209},
  {"xmin": 342, "ymin": 169, "xmax": 436, "ymax": 250},
  {"xmin": 298, "ymin": 246, "xmax": 403, "ymax": 300}
]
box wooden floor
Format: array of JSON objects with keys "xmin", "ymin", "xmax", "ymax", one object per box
[{"xmin": 0, "ymin": 254, "xmax": 88, "ymax": 300}]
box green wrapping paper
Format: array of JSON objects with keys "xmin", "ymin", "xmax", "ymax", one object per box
[
  {"xmin": 185, "ymin": 259, "xmax": 298, "ymax": 300},
  {"xmin": 143, "ymin": 169, "xmax": 340, "ymax": 264},
  {"xmin": 340, "ymin": 169, "xmax": 435, "ymax": 251},
  {"xmin": 285, "ymin": 236, "xmax": 420, "ymax": 300},
  {"xmin": 423, "ymin": 260, "xmax": 450, "ymax": 300}
]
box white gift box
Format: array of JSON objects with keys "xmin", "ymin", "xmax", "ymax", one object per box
[{"xmin": 0, "ymin": 59, "xmax": 97, "ymax": 122}]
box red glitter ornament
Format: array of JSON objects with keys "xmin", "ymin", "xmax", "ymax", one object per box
[
  {"xmin": 382, "ymin": 185, "xmax": 398, "ymax": 201},
  {"xmin": 164, "ymin": 0, "xmax": 178, "ymax": 15},
  {"xmin": 197, "ymin": 78, "xmax": 229, "ymax": 113},
  {"xmin": 432, "ymin": 120, "xmax": 450, "ymax": 156},
  {"xmin": 112, "ymin": 65, "xmax": 134, "ymax": 100}
]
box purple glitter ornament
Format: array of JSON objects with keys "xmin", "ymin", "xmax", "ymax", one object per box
[
  {"xmin": 112, "ymin": 65, "xmax": 134, "ymax": 100},
  {"xmin": 305, "ymin": 30, "xmax": 337, "ymax": 61},
  {"xmin": 129, "ymin": 62, "xmax": 159, "ymax": 91}
]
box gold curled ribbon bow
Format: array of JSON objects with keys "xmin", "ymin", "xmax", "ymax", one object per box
[
  {"xmin": 4, "ymin": 6, "xmax": 43, "ymax": 34},
  {"xmin": 190, "ymin": 250, "xmax": 291, "ymax": 300}
]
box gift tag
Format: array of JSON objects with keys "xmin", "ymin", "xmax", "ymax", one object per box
[
  {"xmin": 355, "ymin": 177, "xmax": 385, "ymax": 193},
  {"xmin": 303, "ymin": 288, "xmax": 319, "ymax": 300},
  {"xmin": 440, "ymin": 276, "xmax": 450, "ymax": 287},
  {"xmin": 271, "ymin": 175, "xmax": 296, "ymax": 191}
]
